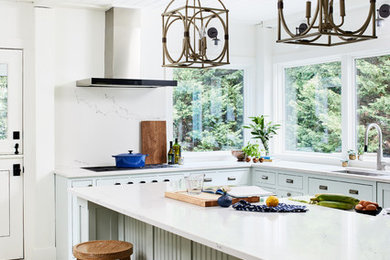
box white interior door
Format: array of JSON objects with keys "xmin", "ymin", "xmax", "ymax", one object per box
[
  {"xmin": 0, "ymin": 50, "xmax": 22, "ymax": 155},
  {"xmin": 0, "ymin": 49, "xmax": 23, "ymax": 259},
  {"xmin": 0, "ymin": 158, "xmax": 23, "ymax": 259}
]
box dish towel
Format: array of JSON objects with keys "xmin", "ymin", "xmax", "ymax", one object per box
[{"xmin": 232, "ymin": 200, "xmax": 308, "ymax": 213}]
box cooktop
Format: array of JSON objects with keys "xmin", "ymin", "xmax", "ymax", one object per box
[{"xmin": 82, "ymin": 164, "xmax": 177, "ymax": 172}]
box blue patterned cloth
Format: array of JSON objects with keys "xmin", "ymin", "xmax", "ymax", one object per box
[{"xmin": 232, "ymin": 200, "xmax": 308, "ymax": 213}]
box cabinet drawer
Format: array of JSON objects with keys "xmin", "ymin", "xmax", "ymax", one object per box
[
  {"xmin": 252, "ymin": 170, "xmax": 276, "ymax": 186},
  {"xmin": 277, "ymin": 189, "xmax": 303, "ymax": 198},
  {"xmin": 220, "ymin": 169, "xmax": 250, "ymax": 185},
  {"xmin": 96, "ymin": 178, "xmax": 127, "ymax": 186},
  {"xmin": 71, "ymin": 180, "xmax": 93, "ymax": 188},
  {"xmin": 200, "ymin": 171, "xmax": 224, "ymax": 187},
  {"xmin": 309, "ymin": 178, "xmax": 373, "ymax": 201},
  {"xmin": 278, "ymin": 174, "xmax": 303, "ymax": 190}
]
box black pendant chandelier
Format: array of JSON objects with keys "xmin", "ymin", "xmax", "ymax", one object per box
[
  {"xmin": 162, "ymin": 0, "xmax": 230, "ymax": 68},
  {"xmin": 277, "ymin": 0, "xmax": 378, "ymax": 47}
]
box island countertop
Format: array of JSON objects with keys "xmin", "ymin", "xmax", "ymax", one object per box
[{"xmin": 71, "ymin": 183, "xmax": 390, "ymax": 260}]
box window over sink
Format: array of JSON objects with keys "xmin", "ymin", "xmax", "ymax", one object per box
[{"xmin": 173, "ymin": 69, "xmax": 244, "ymax": 152}]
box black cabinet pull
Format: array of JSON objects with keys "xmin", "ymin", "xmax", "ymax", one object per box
[
  {"xmin": 261, "ymin": 176, "xmax": 269, "ymax": 180},
  {"xmin": 287, "ymin": 192, "xmax": 292, "ymax": 197},
  {"xmin": 140, "ymin": 181, "xmax": 146, "ymax": 184},
  {"xmin": 88, "ymin": 184, "xmax": 93, "ymax": 187},
  {"xmin": 163, "ymin": 179, "xmax": 170, "ymax": 182},
  {"xmin": 114, "ymin": 183, "xmax": 121, "ymax": 185},
  {"xmin": 319, "ymin": 185, "xmax": 328, "ymax": 190},
  {"xmin": 286, "ymin": 179, "xmax": 294, "ymax": 184},
  {"xmin": 13, "ymin": 164, "xmax": 21, "ymax": 176},
  {"xmin": 227, "ymin": 177, "xmax": 236, "ymax": 181},
  {"xmin": 127, "ymin": 182, "xmax": 134, "ymax": 185},
  {"xmin": 14, "ymin": 143, "xmax": 19, "ymax": 155},
  {"xmin": 204, "ymin": 178, "xmax": 212, "ymax": 182},
  {"xmin": 152, "ymin": 180, "xmax": 158, "ymax": 183},
  {"xmin": 349, "ymin": 189, "xmax": 359, "ymax": 195}
]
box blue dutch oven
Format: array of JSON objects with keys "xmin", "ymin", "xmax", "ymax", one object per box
[{"xmin": 113, "ymin": 150, "xmax": 149, "ymax": 168}]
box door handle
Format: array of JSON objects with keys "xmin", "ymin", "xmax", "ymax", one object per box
[
  {"xmin": 227, "ymin": 177, "xmax": 236, "ymax": 181},
  {"xmin": 14, "ymin": 143, "xmax": 19, "ymax": 155},
  {"xmin": 13, "ymin": 164, "xmax": 21, "ymax": 176},
  {"xmin": 204, "ymin": 178, "xmax": 213, "ymax": 182},
  {"xmin": 319, "ymin": 185, "xmax": 328, "ymax": 190},
  {"xmin": 286, "ymin": 179, "xmax": 294, "ymax": 184},
  {"xmin": 349, "ymin": 189, "xmax": 359, "ymax": 195}
]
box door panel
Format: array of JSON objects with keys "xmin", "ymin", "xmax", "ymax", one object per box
[
  {"xmin": 0, "ymin": 50, "xmax": 23, "ymax": 155},
  {"xmin": 0, "ymin": 159, "xmax": 23, "ymax": 259}
]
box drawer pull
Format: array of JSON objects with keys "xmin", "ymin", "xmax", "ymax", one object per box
[
  {"xmin": 319, "ymin": 185, "xmax": 328, "ymax": 190},
  {"xmin": 286, "ymin": 179, "xmax": 294, "ymax": 184},
  {"xmin": 114, "ymin": 183, "xmax": 121, "ymax": 186},
  {"xmin": 287, "ymin": 192, "xmax": 292, "ymax": 197},
  {"xmin": 88, "ymin": 184, "xmax": 93, "ymax": 187},
  {"xmin": 204, "ymin": 178, "xmax": 213, "ymax": 182},
  {"xmin": 139, "ymin": 181, "xmax": 146, "ymax": 184},
  {"xmin": 227, "ymin": 177, "xmax": 236, "ymax": 181},
  {"xmin": 163, "ymin": 179, "xmax": 170, "ymax": 182},
  {"xmin": 127, "ymin": 182, "xmax": 134, "ymax": 185},
  {"xmin": 152, "ymin": 180, "xmax": 158, "ymax": 183},
  {"xmin": 261, "ymin": 176, "xmax": 269, "ymax": 180},
  {"xmin": 349, "ymin": 189, "xmax": 359, "ymax": 195}
]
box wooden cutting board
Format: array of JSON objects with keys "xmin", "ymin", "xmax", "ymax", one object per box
[
  {"xmin": 141, "ymin": 121, "xmax": 167, "ymax": 165},
  {"xmin": 165, "ymin": 191, "xmax": 260, "ymax": 207}
]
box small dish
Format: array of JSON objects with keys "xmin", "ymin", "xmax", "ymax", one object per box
[{"xmin": 355, "ymin": 207, "xmax": 382, "ymax": 216}]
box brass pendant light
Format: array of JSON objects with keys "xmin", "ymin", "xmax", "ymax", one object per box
[
  {"xmin": 162, "ymin": 0, "xmax": 230, "ymax": 68},
  {"xmin": 277, "ymin": 0, "xmax": 378, "ymax": 46}
]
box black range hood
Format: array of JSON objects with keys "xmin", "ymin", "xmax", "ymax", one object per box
[{"xmin": 76, "ymin": 78, "xmax": 177, "ymax": 88}]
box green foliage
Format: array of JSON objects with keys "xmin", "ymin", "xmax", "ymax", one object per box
[
  {"xmin": 356, "ymin": 55, "xmax": 390, "ymax": 157},
  {"xmin": 173, "ymin": 69, "xmax": 244, "ymax": 152},
  {"xmin": 243, "ymin": 115, "xmax": 280, "ymax": 154},
  {"xmin": 285, "ymin": 61, "xmax": 342, "ymax": 153},
  {"xmin": 242, "ymin": 142, "xmax": 261, "ymax": 157}
]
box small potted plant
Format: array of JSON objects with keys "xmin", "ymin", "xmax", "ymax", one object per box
[
  {"xmin": 242, "ymin": 143, "xmax": 260, "ymax": 163},
  {"xmin": 348, "ymin": 150, "xmax": 357, "ymax": 160},
  {"xmin": 341, "ymin": 158, "xmax": 349, "ymax": 167},
  {"xmin": 243, "ymin": 115, "xmax": 280, "ymax": 156}
]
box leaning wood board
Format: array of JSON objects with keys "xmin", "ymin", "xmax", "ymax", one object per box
[
  {"xmin": 141, "ymin": 121, "xmax": 167, "ymax": 165},
  {"xmin": 165, "ymin": 191, "xmax": 260, "ymax": 207}
]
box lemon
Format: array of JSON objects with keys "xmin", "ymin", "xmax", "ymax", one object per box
[{"xmin": 266, "ymin": 196, "xmax": 279, "ymax": 207}]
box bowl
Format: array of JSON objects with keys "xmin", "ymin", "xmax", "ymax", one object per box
[
  {"xmin": 355, "ymin": 207, "xmax": 382, "ymax": 216},
  {"xmin": 231, "ymin": 150, "xmax": 246, "ymax": 162}
]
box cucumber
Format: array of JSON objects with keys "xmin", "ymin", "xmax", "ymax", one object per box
[
  {"xmin": 317, "ymin": 201, "xmax": 355, "ymax": 210},
  {"xmin": 313, "ymin": 194, "xmax": 359, "ymax": 205}
]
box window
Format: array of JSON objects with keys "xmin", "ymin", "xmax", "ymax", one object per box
[
  {"xmin": 173, "ymin": 69, "xmax": 244, "ymax": 152},
  {"xmin": 356, "ymin": 55, "xmax": 390, "ymax": 157},
  {"xmin": 0, "ymin": 64, "xmax": 8, "ymax": 140},
  {"xmin": 284, "ymin": 61, "xmax": 342, "ymax": 153}
]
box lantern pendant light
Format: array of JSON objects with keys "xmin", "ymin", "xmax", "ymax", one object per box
[
  {"xmin": 277, "ymin": 0, "xmax": 378, "ymax": 46},
  {"xmin": 162, "ymin": 0, "xmax": 230, "ymax": 68}
]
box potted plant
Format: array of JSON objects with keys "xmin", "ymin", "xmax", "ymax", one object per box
[
  {"xmin": 348, "ymin": 150, "xmax": 357, "ymax": 160},
  {"xmin": 242, "ymin": 143, "xmax": 260, "ymax": 163},
  {"xmin": 243, "ymin": 116, "xmax": 280, "ymax": 156},
  {"xmin": 341, "ymin": 158, "xmax": 349, "ymax": 167}
]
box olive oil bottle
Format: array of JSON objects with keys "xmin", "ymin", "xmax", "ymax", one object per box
[
  {"xmin": 168, "ymin": 141, "xmax": 175, "ymax": 165},
  {"xmin": 173, "ymin": 138, "xmax": 181, "ymax": 164}
]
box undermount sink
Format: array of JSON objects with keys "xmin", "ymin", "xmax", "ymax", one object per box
[{"xmin": 333, "ymin": 169, "xmax": 387, "ymax": 177}]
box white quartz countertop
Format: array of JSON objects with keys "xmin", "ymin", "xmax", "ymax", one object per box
[
  {"xmin": 71, "ymin": 183, "xmax": 390, "ymax": 260},
  {"xmin": 55, "ymin": 160, "xmax": 390, "ymax": 183}
]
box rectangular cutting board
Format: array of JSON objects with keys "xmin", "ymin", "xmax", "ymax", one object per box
[
  {"xmin": 141, "ymin": 121, "xmax": 167, "ymax": 165},
  {"xmin": 165, "ymin": 191, "xmax": 260, "ymax": 207}
]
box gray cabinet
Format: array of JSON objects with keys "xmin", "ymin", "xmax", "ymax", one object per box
[{"xmin": 377, "ymin": 182, "xmax": 390, "ymax": 208}]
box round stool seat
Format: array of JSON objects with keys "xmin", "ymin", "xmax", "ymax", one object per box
[{"xmin": 73, "ymin": 240, "xmax": 133, "ymax": 260}]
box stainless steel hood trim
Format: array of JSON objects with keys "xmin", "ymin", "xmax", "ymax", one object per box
[{"xmin": 77, "ymin": 78, "xmax": 177, "ymax": 88}]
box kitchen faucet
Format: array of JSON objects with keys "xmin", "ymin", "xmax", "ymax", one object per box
[{"xmin": 364, "ymin": 123, "xmax": 389, "ymax": 171}]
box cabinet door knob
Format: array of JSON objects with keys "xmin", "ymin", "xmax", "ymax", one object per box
[
  {"xmin": 319, "ymin": 185, "xmax": 328, "ymax": 190},
  {"xmin": 204, "ymin": 178, "xmax": 213, "ymax": 182},
  {"xmin": 261, "ymin": 176, "xmax": 269, "ymax": 180},
  {"xmin": 287, "ymin": 192, "xmax": 292, "ymax": 197},
  {"xmin": 227, "ymin": 177, "xmax": 236, "ymax": 181},
  {"xmin": 349, "ymin": 189, "xmax": 359, "ymax": 195},
  {"xmin": 286, "ymin": 179, "xmax": 294, "ymax": 184}
]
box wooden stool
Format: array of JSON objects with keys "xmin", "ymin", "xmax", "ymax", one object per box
[{"xmin": 73, "ymin": 240, "xmax": 133, "ymax": 260}]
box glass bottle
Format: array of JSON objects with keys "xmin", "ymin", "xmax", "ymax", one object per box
[
  {"xmin": 168, "ymin": 141, "xmax": 175, "ymax": 165},
  {"xmin": 173, "ymin": 138, "xmax": 181, "ymax": 164}
]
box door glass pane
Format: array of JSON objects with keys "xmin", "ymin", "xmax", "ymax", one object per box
[
  {"xmin": 356, "ymin": 55, "xmax": 390, "ymax": 157},
  {"xmin": 285, "ymin": 61, "xmax": 342, "ymax": 153},
  {"xmin": 0, "ymin": 64, "xmax": 8, "ymax": 140}
]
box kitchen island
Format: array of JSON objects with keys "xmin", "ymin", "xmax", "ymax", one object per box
[{"xmin": 71, "ymin": 183, "xmax": 390, "ymax": 260}]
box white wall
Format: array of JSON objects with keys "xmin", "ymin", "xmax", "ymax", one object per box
[{"xmin": 55, "ymin": 7, "xmax": 257, "ymax": 167}]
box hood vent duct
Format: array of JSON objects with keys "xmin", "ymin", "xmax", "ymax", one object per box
[{"xmin": 77, "ymin": 7, "xmax": 177, "ymax": 89}]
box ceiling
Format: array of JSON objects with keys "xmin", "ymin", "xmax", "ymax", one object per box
[{"xmin": 32, "ymin": 0, "xmax": 374, "ymax": 24}]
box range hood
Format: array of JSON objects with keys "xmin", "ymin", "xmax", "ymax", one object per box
[{"xmin": 77, "ymin": 8, "xmax": 177, "ymax": 89}]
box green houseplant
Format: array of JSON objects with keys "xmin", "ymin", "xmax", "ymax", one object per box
[
  {"xmin": 244, "ymin": 116, "xmax": 280, "ymax": 156},
  {"xmin": 242, "ymin": 143, "xmax": 260, "ymax": 162}
]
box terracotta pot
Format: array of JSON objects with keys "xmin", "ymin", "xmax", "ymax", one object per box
[
  {"xmin": 253, "ymin": 157, "xmax": 259, "ymax": 163},
  {"xmin": 349, "ymin": 154, "xmax": 356, "ymax": 160},
  {"xmin": 342, "ymin": 161, "xmax": 348, "ymax": 167},
  {"xmin": 259, "ymin": 157, "xmax": 265, "ymax": 163},
  {"xmin": 245, "ymin": 157, "xmax": 251, "ymax": 163},
  {"xmin": 231, "ymin": 150, "xmax": 246, "ymax": 162}
]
